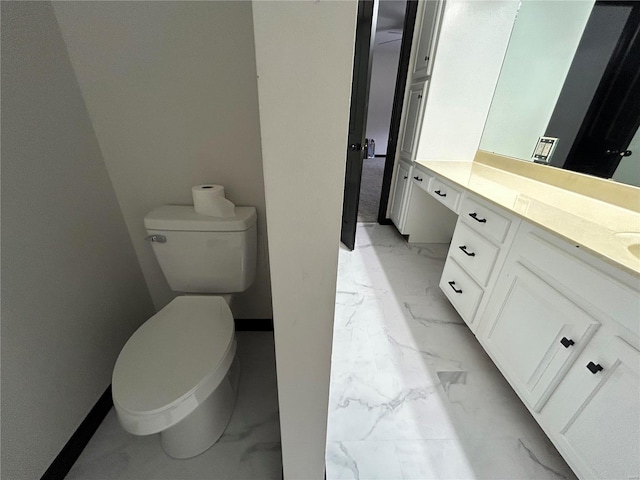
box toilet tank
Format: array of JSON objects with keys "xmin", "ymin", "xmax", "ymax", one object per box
[{"xmin": 144, "ymin": 206, "xmax": 257, "ymax": 294}]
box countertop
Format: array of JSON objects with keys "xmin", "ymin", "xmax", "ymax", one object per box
[{"xmin": 414, "ymin": 156, "xmax": 640, "ymax": 277}]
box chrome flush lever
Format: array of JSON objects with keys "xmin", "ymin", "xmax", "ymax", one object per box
[{"xmin": 145, "ymin": 234, "xmax": 166, "ymax": 243}]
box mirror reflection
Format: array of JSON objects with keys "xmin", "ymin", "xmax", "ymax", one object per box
[{"xmin": 480, "ymin": 0, "xmax": 640, "ymax": 188}]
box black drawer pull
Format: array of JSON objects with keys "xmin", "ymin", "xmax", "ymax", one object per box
[
  {"xmin": 403, "ymin": 175, "xmax": 408, "ymax": 179},
  {"xmin": 434, "ymin": 190, "xmax": 446, "ymax": 197},
  {"xmin": 468, "ymin": 212, "xmax": 487, "ymax": 223},
  {"xmin": 458, "ymin": 245, "xmax": 475, "ymax": 257},
  {"xmin": 586, "ymin": 362, "xmax": 603, "ymax": 374},
  {"xmin": 448, "ymin": 281, "xmax": 462, "ymax": 294},
  {"xmin": 560, "ymin": 337, "xmax": 575, "ymax": 348},
  {"xmin": 413, "ymin": 176, "xmax": 423, "ymax": 182}
]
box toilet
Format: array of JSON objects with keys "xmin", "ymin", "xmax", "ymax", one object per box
[{"xmin": 112, "ymin": 205, "xmax": 257, "ymax": 458}]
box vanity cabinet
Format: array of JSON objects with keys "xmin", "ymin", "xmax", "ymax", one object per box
[
  {"xmin": 476, "ymin": 230, "xmax": 602, "ymax": 412},
  {"xmin": 440, "ymin": 193, "xmax": 518, "ymax": 331},
  {"xmin": 411, "ymin": 0, "xmax": 444, "ymax": 79},
  {"xmin": 543, "ymin": 334, "xmax": 640, "ymax": 479},
  {"xmin": 476, "ymin": 221, "xmax": 640, "ymax": 479},
  {"xmin": 423, "ymin": 163, "xmax": 640, "ymax": 478},
  {"xmin": 390, "ymin": 160, "xmax": 413, "ymax": 233},
  {"xmin": 395, "ymin": 164, "xmax": 457, "ymax": 243}
]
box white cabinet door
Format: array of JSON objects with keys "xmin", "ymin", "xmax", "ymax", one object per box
[
  {"xmin": 399, "ymin": 81, "xmax": 426, "ymax": 161},
  {"xmin": 412, "ymin": 0, "xmax": 443, "ymax": 78},
  {"xmin": 390, "ymin": 162, "xmax": 411, "ymax": 231},
  {"xmin": 478, "ymin": 260, "xmax": 600, "ymax": 412},
  {"xmin": 553, "ymin": 336, "xmax": 640, "ymax": 479}
]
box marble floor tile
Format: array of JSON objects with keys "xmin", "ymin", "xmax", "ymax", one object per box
[
  {"xmin": 67, "ymin": 331, "xmax": 281, "ymax": 480},
  {"xmin": 326, "ymin": 224, "xmax": 576, "ymax": 480}
]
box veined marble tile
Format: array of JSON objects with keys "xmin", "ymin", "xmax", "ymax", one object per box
[
  {"xmin": 395, "ymin": 437, "xmax": 575, "ymax": 480},
  {"xmin": 327, "ymin": 224, "xmax": 576, "ymax": 479},
  {"xmin": 326, "ymin": 441, "xmax": 404, "ymax": 480}
]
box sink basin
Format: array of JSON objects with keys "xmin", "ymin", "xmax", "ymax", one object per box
[
  {"xmin": 628, "ymin": 244, "xmax": 640, "ymax": 259},
  {"xmin": 614, "ymin": 232, "xmax": 640, "ymax": 259}
]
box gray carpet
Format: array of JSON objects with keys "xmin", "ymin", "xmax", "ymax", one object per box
[{"xmin": 357, "ymin": 156, "xmax": 385, "ymax": 222}]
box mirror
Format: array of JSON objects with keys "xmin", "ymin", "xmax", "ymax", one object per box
[{"xmin": 480, "ymin": 0, "xmax": 640, "ymax": 188}]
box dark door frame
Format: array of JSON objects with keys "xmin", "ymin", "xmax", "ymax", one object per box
[
  {"xmin": 377, "ymin": 0, "xmax": 418, "ymax": 224},
  {"xmin": 563, "ymin": 0, "xmax": 640, "ymax": 178},
  {"xmin": 340, "ymin": 0, "xmax": 378, "ymax": 250}
]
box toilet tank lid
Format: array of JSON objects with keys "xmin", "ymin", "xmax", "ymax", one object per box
[{"xmin": 144, "ymin": 205, "xmax": 256, "ymax": 232}]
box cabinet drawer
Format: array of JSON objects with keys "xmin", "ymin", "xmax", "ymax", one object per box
[
  {"xmin": 429, "ymin": 177, "xmax": 462, "ymax": 212},
  {"xmin": 460, "ymin": 195, "xmax": 511, "ymax": 244},
  {"xmin": 449, "ymin": 222, "xmax": 499, "ymax": 286},
  {"xmin": 411, "ymin": 170, "xmax": 432, "ymax": 194},
  {"xmin": 440, "ymin": 258, "xmax": 483, "ymax": 324}
]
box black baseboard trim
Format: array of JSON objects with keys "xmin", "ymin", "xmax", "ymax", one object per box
[
  {"xmin": 378, "ymin": 218, "xmax": 393, "ymax": 225},
  {"xmin": 234, "ymin": 318, "xmax": 274, "ymax": 331},
  {"xmin": 41, "ymin": 386, "xmax": 113, "ymax": 480}
]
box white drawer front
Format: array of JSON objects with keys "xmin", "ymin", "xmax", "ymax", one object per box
[
  {"xmin": 411, "ymin": 170, "xmax": 432, "ymax": 194},
  {"xmin": 460, "ymin": 196, "xmax": 511, "ymax": 244},
  {"xmin": 449, "ymin": 222, "xmax": 499, "ymax": 286},
  {"xmin": 440, "ymin": 258, "xmax": 483, "ymax": 325},
  {"xmin": 429, "ymin": 177, "xmax": 462, "ymax": 212}
]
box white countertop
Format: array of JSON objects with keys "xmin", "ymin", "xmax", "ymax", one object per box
[{"xmin": 414, "ymin": 159, "xmax": 640, "ymax": 277}]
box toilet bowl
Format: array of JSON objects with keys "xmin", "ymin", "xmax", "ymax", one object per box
[
  {"xmin": 112, "ymin": 296, "xmax": 240, "ymax": 458},
  {"xmin": 112, "ymin": 204, "xmax": 257, "ymax": 457}
]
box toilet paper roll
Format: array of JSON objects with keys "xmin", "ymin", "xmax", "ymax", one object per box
[{"xmin": 192, "ymin": 185, "xmax": 236, "ymax": 218}]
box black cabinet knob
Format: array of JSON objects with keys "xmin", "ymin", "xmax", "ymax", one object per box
[
  {"xmin": 458, "ymin": 245, "xmax": 475, "ymax": 257},
  {"xmin": 468, "ymin": 212, "xmax": 487, "ymax": 223},
  {"xmin": 448, "ymin": 281, "xmax": 462, "ymax": 294},
  {"xmin": 586, "ymin": 362, "xmax": 603, "ymax": 374},
  {"xmin": 560, "ymin": 337, "xmax": 575, "ymax": 348}
]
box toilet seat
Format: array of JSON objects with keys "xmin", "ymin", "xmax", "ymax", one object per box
[{"xmin": 112, "ymin": 296, "xmax": 235, "ymax": 436}]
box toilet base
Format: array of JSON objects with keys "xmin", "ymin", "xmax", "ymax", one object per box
[{"xmin": 159, "ymin": 353, "xmax": 241, "ymax": 459}]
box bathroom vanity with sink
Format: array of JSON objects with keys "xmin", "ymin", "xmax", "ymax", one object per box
[{"xmin": 413, "ymin": 153, "xmax": 640, "ymax": 479}]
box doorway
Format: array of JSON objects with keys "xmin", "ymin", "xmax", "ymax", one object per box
[
  {"xmin": 357, "ymin": 0, "xmax": 408, "ymax": 222},
  {"xmin": 340, "ymin": 0, "xmax": 417, "ymax": 249},
  {"xmin": 548, "ymin": 1, "xmax": 640, "ymax": 182}
]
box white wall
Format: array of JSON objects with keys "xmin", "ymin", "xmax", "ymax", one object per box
[
  {"xmin": 480, "ymin": 0, "xmax": 595, "ymax": 160},
  {"xmin": 252, "ymin": 2, "xmax": 358, "ymax": 478},
  {"xmin": 366, "ymin": 37, "xmax": 402, "ymax": 154},
  {"xmin": 1, "ymin": 3, "xmax": 155, "ymax": 478},
  {"xmin": 416, "ymin": 0, "xmax": 520, "ymax": 161},
  {"xmin": 52, "ymin": 1, "xmax": 272, "ymax": 319}
]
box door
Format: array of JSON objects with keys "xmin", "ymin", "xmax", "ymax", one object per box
[
  {"xmin": 412, "ymin": 0, "xmax": 441, "ymax": 78},
  {"xmin": 555, "ymin": 336, "xmax": 640, "ymax": 479},
  {"xmin": 389, "ymin": 160, "xmax": 410, "ymax": 228},
  {"xmin": 563, "ymin": 2, "xmax": 640, "ymax": 179},
  {"xmin": 398, "ymin": 80, "xmax": 426, "ymax": 161},
  {"xmin": 378, "ymin": 1, "xmax": 418, "ymax": 223},
  {"xmin": 478, "ymin": 261, "xmax": 600, "ymax": 412},
  {"xmin": 340, "ymin": 0, "xmax": 377, "ymax": 250}
]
